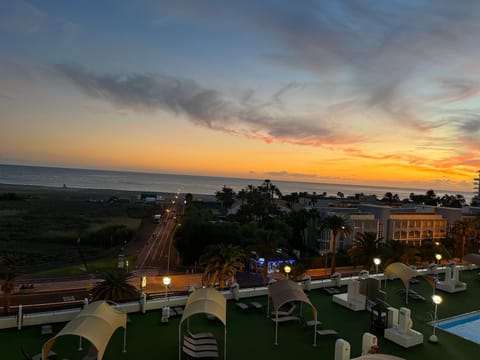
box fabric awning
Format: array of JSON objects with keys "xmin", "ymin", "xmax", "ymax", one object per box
[
  {"xmin": 269, "ymin": 279, "xmax": 316, "ymax": 315},
  {"xmin": 42, "ymin": 301, "xmax": 127, "ymax": 360},
  {"xmin": 180, "ymin": 287, "xmax": 226, "ymax": 326},
  {"xmin": 179, "ymin": 288, "xmax": 227, "ymax": 360},
  {"xmin": 268, "ymin": 280, "xmax": 318, "ymax": 346},
  {"xmin": 384, "ymin": 262, "xmax": 419, "ymax": 288}
]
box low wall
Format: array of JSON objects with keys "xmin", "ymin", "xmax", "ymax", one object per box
[{"xmin": 1, "ymin": 264, "xmax": 471, "ymax": 331}]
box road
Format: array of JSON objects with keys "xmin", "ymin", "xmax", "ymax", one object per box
[{"xmin": 135, "ymin": 193, "xmax": 184, "ymax": 272}]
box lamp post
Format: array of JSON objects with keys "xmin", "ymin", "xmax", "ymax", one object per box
[
  {"xmin": 162, "ymin": 276, "xmax": 171, "ymax": 300},
  {"xmin": 434, "ymin": 242, "xmax": 452, "ymax": 261},
  {"xmin": 373, "ymin": 258, "xmax": 381, "ymax": 276},
  {"xmin": 284, "ymin": 265, "xmax": 291, "ymax": 279},
  {"xmin": 429, "ymin": 294, "xmax": 443, "ymax": 343},
  {"xmin": 435, "ymin": 253, "xmax": 442, "ymax": 265}
]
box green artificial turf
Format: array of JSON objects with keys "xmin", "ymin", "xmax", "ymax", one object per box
[{"xmin": 2, "ymin": 269, "xmax": 480, "ymax": 359}]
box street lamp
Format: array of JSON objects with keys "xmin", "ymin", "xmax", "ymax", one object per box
[
  {"xmin": 429, "ymin": 294, "xmax": 443, "ymax": 343},
  {"xmin": 373, "ymin": 258, "xmax": 381, "ymax": 276},
  {"xmin": 435, "ymin": 253, "xmax": 442, "ymax": 265},
  {"xmin": 162, "ymin": 276, "xmax": 171, "ymax": 300},
  {"xmin": 284, "ymin": 265, "xmax": 291, "ymax": 279}
]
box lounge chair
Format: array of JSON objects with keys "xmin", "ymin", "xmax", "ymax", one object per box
[
  {"xmin": 182, "ymin": 346, "xmax": 218, "ymax": 358},
  {"xmin": 271, "ymin": 303, "xmax": 296, "ymax": 317},
  {"xmin": 184, "ymin": 335, "xmax": 217, "ymax": 346},
  {"xmin": 183, "ymin": 338, "xmax": 218, "ymax": 352},
  {"xmin": 235, "ymin": 302, "xmax": 249, "ymax": 311},
  {"xmin": 304, "ymin": 319, "xmax": 323, "ymax": 328},
  {"xmin": 316, "ymin": 329, "xmax": 338, "ymax": 337},
  {"xmin": 187, "ymin": 330, "xmax": 215, "ymax": 339},
  {"xmin": 271, "ymin": 316, "xmax": 300, "ymax": 323},
  {"xmin": 41, "ymin": 324, "xmax": 53, "ymax": 335},
  {"xmin": 250, "ymin": 301, "xmax": 263, "ymax": 310}
]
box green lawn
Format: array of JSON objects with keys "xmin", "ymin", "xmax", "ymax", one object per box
[{"xmin": 2, "ymin": 269, "xmax": 480, "ymax": 359}]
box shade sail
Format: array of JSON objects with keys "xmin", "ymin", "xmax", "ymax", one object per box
[
  {"xmin": 384, "ymin": 263, "xmax": 419, "ymax": 288},
  {"xmin": 180, "ymin": 287, "xmax": 226, "ymax": 326},
  {"xmin": 42, "ymin": 301, "xmax": 127, "ymax": 360}
]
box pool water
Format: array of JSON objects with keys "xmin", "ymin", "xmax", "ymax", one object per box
[{"xmin": 436, "ymin": 311, "xmax": 480, "ymax": 344}]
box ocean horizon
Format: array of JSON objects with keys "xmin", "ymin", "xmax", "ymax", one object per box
[{"xmin": 0, "ymin": 164, "xmax": 474, "ymax": 202}]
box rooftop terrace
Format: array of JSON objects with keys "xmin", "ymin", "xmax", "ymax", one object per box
[{"xmin": 2, "ymin": 268, "xmax": 480, "ymax": 360}]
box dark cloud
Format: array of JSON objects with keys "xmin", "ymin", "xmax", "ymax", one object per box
[
  {"xmin": 266, "ymin": 170, "xmax": 317, "ymax": 179},
  {"xmin": 53, "ymin": 64, "xmax": 350, "ymax": 146}
]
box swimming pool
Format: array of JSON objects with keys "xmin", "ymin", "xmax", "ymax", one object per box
[{"xmin": 436, "ymin": 310, "xmax": 480, "ymax": 344}]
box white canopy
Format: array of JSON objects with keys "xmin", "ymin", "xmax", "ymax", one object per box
[
  {"xmin": 268, "ymin": 280, "xmax": 318, "ymax": 346},
  {"xmin": 42, "ymin": 301, "xmax": 127, "ymax": 360},
  {"xmin": 178, "ymin": 288, "xmax": 227, "ymax": 360}
]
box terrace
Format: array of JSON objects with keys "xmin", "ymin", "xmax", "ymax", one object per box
[{"xmin": 1, "ymin": 267, "xmax": 480, "ymax": 360}]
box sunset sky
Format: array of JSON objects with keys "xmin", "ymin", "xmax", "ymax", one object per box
[{"xmin": 1, "ymin": 0, "xmax": 480, "ymax": 192}]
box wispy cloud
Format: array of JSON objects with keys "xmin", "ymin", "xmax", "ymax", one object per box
[
  {"xmin": 0, "ymin": 0, "xmax": 46, "ymax": 33},
  {"xmin": 52, "ymin": 64, "xmax": 363, "ymax": 147}
]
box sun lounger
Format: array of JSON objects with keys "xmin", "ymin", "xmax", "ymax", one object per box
[
  {"xmin": 323, "ymin": 287, "xmax": 341, "ymax": 295},
  {"xmin": 271, "ymin": 316, "xmax": 300, "ymax": 323},
  {"xmin": 184, "ymin": 335, "xmax": 218, "ymax": 346},
  {"xmin": 316, "ymin": 329, "xmax": 338, "ymax": 337},
  {"xmin": 271, "ymin": 303, "xmax": 296, "ymax": 317},
  {"xmin": 188, "ymin": 330, "xmax": 215, "ymax": 339},
  {"xmin": 305, "ymin": 320, "xmax": 323, "ymax": 327},
  {"xmin": 173, "ymin": 307, "xmax": 184, "ymax": 316},
  {"xmin": 250, "ymin": 301, "xmax": 263, "ymax": 310},
  {"xmin": 235, "ymin": 302, "xmax": 249, "ymax": 311},
  {"xmin": 41, "ymin": 324, "xmax": 53, "ymax": 335},
  {"xmin": 183, "ymin": 339, "xmax": 218, "ymax": 352},
  {"xmin": 183, "ymin": 346, "xmax": 218, "ymax": 358}
]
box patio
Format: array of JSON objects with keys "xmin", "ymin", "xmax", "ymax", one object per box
[{"xmin": 2, "ymin": 268, "xmax": 480, "ymax": 359}]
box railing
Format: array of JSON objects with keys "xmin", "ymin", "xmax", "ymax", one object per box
[{"xmin": 1, "ymin": 264, "xmax": 474, "ymax": 331}]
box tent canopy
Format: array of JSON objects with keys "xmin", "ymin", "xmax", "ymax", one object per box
[
  {"xmin": 42, "ymin": 301, "xmax": 127, "ymax": 360},
  {"xmin": 268, "ymin": 280, "xmax": 318, "ymax": 346},
  {"xmin": 384, "ymin": 262, "xmax": 419, "ymax": 288},
  {"xmin": 269, "ymin": 279, "xmax": 316, "ymax": 316},
  {"xmin": 180, "ymin": 287, "xmax": 226, "ymax": 326},
  {"xmin": 179, "ymin": 288, "xmax": 227, "ymax": 360}
]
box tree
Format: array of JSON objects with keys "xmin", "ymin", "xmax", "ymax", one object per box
[
  {"xmin": 451, "ymin": 218, "xmax": 478, "ymax": 262},
  {"xmin": 215, "ymin": 186, "xmax": 236, "ymax": 212},
  {"xmin": 320, "ymin": 215, "xmax": 351, "ymax": 274},
  {"xmin": 347, "ymin": 232, "xmax": 382, "ymax": 269},
  {"xmin": 382, "ymin": 240, "xmax": 419, "ymax": 267},
  {"xmin": 439, "ymin": 194, "xmax": 465, "ymax": 208},
  {"xmin": 200, "ymin": 244, "xmax": 247, "ymax": 288},
  {"xmin": 90, "ymin": 269, "xmax": 139, "ymax": 302}
]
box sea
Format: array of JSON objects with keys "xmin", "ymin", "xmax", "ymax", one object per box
[{"xmin": 0, "ymin": 164, "xmax": 474, "ymax": 202}]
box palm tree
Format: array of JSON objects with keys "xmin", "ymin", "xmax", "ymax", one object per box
[
  {"xmin": 90, "ymin": 269, "xmax": 139, "ymax": 302},
  {"xmin": 200, "ymin": 244, "xmax": 247, "ymax": 288},
  {"xmin": 347, "ymin": 232, "xmax": 382, "ymax": 269},
  {"xmin": 382, "ymin": 240, "xmax": 419, "ymax": 267},
  {"xmin": 451, "ymin": 218, "xmax": 478, "ymax": 262},
  {"xmin": 320, "ymin": 215, "xmax": 351, "ymax": 274}
]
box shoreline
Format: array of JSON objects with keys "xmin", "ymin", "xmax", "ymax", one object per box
[{"xmin": 0, "ymin": 183, "xmax": 216, "ymax": 202}]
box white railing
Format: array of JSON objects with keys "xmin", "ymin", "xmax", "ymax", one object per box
[{"xmin": 1, "ymin": 264, "xmax": 472, "ymax": 331}]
